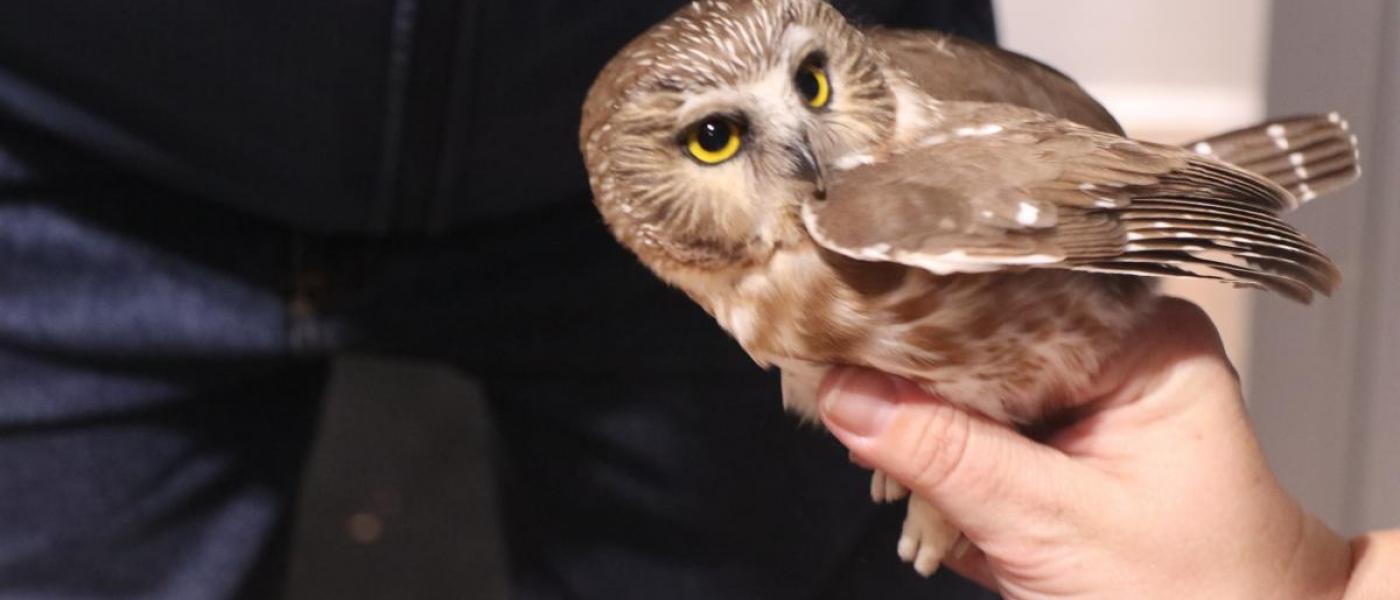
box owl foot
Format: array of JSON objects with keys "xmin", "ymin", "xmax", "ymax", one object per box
[
  {"xmin": 870, "ymin": 469, "xmax": 909, "ymax": 503},
  {"xmin": 897, "ymin": 493, "xmax": 961, "ymax": 577}
]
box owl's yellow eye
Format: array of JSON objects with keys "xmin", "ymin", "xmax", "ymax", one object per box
[
  {"xmin": 686, "ymin": 117, "xmax": 743, "ymax": 165},
  {"xmin": 795, "ymin": 60, "xmax": 831, "ymax": 109}
]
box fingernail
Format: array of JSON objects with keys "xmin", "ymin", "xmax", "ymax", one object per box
[{"xmin": 820, "ymin": 369, "xmax": 897, "ymax": 438}]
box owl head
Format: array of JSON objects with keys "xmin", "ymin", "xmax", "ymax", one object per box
[{"xmin": 580, "ymin": 0, "xmax": 897, "ymax": 277}]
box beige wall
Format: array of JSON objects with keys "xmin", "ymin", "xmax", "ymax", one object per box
[
  {"xmin": 994, "ymin": 0, "xmax": 1270, "ymax": 137},
  {"xmin": 993, "ymin": 0, "xmax": 1273, "ymax": 370},
  {"xmin": 1248, "ymin": 0, "xmax": 1399, "ymax": 535}
]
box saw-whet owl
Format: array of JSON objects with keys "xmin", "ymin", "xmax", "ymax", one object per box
[{"xmin": 579, "ymin": 0, "xmax": 1361, "ymax": 576}]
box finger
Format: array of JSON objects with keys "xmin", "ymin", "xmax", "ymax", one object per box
[{"xmin": 819, "ymin": 368, "xmax": 1103, "ymax": 541}]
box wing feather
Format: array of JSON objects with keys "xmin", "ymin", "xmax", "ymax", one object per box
[
  {"xmin": 1185, "ymin": 114, "xmax": 1362, "ymax": 201},
  {"xmin": 804, "ymin": 105, "xmax": 1341, "ymax": 302}
]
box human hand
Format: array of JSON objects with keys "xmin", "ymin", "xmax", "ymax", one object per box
[{"xmin": 819, "ymin": 298, "xmax": 1354, "ymax": 599}]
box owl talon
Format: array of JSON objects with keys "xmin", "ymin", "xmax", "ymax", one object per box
[
  {"xmin": 885, "ymin": 474, "xmax": 908, "ymax": 502},
  {"xmin": 896, "ymin": 531, "xmax": 918, "ymax": 562},
  {"xmin": 900, "ymin": 493, "xmax": 960, "ymax": 577},
  {"xmin": 870, "ymin": 469, "xmax": 909, "ymax": 503},
  {"xmin": 913, "ymin": 543, "xmax": 942, "ymax": 577}
]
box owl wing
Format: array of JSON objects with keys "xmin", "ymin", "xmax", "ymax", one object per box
[
  {"xmin": 867, "ymin": 28, "xmax": 1124, "ymax": 135},
  {"xmin": 868, "ymin": 30, "xmax": 1364, "ymax": 203},
  {"xmin": 802, "ymin": 110, "xmax": 1339, "ymax": 303},
  {"xmin": 1184, "ymin": 113, "xmax": 1363, "ymax": 201}
]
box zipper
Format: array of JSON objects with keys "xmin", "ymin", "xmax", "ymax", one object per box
[{"xmin": 373, "ymin": 0, "xmax": 468, "ymax": 234}]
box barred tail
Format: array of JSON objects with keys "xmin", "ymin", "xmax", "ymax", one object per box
[{"xmin": 1186, "ymin": 113, "xmax": 1361, "ymax": 204}]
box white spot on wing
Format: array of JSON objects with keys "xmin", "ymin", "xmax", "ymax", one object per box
[
  {"xmin": 954, "ymin": 124, "xmax": 1005, "ymax": 138},
  {"xmin": 1266, "ymin": 123, "xmax": 1291, "ymax": 150},
  {"xmin": 1297, "ymin": 182, "xmax": 1317, "ymax": 202},
  {"xmin": 1193, "ymin": 141, "xmax": 1214, "ymax": 156},
  {"xmin": 921, "ymin": 133, "xmax": 950, "ymax": 146},
  {"xmin": 1015, "ymin": 202, "xmax": 1041, "ymax": 226},
  {"xmin": 893, "ymin": 250, "xmax": 1061, "ymax": 275},
  {"xmin": 833, "ymin": 154, "xmax": 876, "ymax": 171}
]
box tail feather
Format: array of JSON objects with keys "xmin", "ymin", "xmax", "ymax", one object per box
[{"xmin": 1186, "ymin": 113, "xmax": 1361, "ymax": 203}]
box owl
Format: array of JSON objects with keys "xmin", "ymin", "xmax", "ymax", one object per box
[{"xmin": 579, "ymin": 0, "xmax": 1361, "ymax": 576}]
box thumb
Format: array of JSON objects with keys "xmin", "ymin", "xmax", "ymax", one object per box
[{"xmin": 819, "ymin": 368, "xmax": 1102, "ymax": 542}]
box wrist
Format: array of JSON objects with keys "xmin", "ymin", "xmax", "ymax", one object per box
[
  {"xmin": 1295, "ymin": 515, "xmax": 1353, "ymax": 600},
  {"xmin": 1340, "ymin": 530, "xmax": 1400, "ymax": 599},
  {"xmin": 1201, "ymin": 509, "xmax": 1352, "ymax": 600},
  {"xmin": 1264, "ymin": 514, "xmax": 1352, "ymax": 600}
]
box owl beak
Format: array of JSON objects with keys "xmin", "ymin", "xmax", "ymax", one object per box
[{"xmin": 789, "ymin": 135, "xmax": 827, "ymax": 200}]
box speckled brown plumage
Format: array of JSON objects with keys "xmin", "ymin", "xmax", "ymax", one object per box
[{"xmin": 578, "ymin": 0, "xmax": 1359, "ymax": 576}]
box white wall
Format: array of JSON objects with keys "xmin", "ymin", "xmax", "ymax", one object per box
[
  {"xmin": 1247, "ymin": 0, "xmax": 1399, "ymax": 536},
  {"xmin": 994, "ymin": 0, "xmax": 1271, "ymax": 137}
]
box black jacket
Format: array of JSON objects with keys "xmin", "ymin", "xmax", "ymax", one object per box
[{"xmin": 0, "ymin": 1, "xmax": 994, "ymax": 234}]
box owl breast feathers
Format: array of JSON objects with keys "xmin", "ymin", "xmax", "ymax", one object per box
[{"xmin": 579, "ymin": 0, "xmax": 1359, "ymax": 577}]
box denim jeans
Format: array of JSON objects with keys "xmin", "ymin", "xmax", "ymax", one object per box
[{"xmin": 0, "ymin": 130, "xmax": 994, "ymax": 599}]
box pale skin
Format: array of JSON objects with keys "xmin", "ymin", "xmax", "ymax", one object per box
[{"xmin": 819, "ymin": 298, "xmax": 1400, "ymax": 599}]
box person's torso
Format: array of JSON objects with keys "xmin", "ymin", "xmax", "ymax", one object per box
[{"xmin": 0, "ymin": 0, "xmax": 993, "ymax": 234}]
